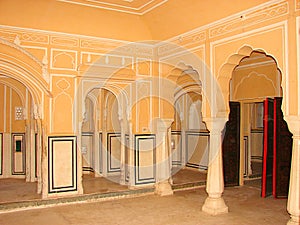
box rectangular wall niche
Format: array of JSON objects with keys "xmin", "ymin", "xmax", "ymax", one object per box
[
  {"xmin": 48, "ymin": 136, "xmax": 77, "ymax": 193},
  {"xmin": 135, "ymin": 134, "xmax": 156, "ymax": 185},
  {"xmin": 11, "ymin": 133, "xmax": 26, "ymax": 175}
]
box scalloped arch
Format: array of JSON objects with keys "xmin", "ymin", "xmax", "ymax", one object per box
[{"xmin": 217, "ymin": 45, "xmax": 283, "ymax": 117}]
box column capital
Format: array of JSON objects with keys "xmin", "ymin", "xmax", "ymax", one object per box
[{"xmin": 202, "ymin": 117, "xmax": 227, "ymax": 134}]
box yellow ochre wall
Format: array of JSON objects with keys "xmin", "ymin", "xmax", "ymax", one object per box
[{"xmin": 0, "ymin": 0, "xmax": 299, "ymax": 198}]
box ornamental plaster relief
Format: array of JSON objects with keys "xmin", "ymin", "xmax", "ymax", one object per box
[
  {"xmin": 50, "ymin": 35, "xmax": 79, "ymax": 47},
  {"xmin": 158, "ymin": 31, "xmax": 206, "ymax": 56},
  {"xmin": 209, "ymin": 1, "xmax": 288, "ymax": 39},
  {"xmin": 51, "ymin": 49, "xmax": 78, "ymax": 71}
]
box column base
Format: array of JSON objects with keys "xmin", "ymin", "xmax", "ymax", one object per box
[
  {"xmin": 202, "ymin": 196, "xmax": 228, "ymax": 215},
  {"xmin": 287, "ymin": 216, "xmax": 300, "ymax": 225},
  {"xmin": 155, "ymin": 180, "xmax": 173, "ymax": 196}
]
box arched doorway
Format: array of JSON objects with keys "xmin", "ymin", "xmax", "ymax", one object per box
[
  {"xmin": 81, "ymin": 87, "xmax": 127, "ymax": 194},
  {"xmin": 223, "ymin": 51, "xmax": 292, "ymax": 198},
  {"xmin": 170, "ymin": 69, "xmax": 208, "ymax": 186},
  {"xmin": 0, "ymin": 38, "xmax": 50, "ymax": 201}
]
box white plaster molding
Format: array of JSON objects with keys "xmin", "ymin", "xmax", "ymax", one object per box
[
  {"xmin": 50, "ymin": 35, "xmax": 79, "ymax": 47},
  {"xmin": 210, "ymin": 21, "xmax": 288, "ymax": 115},
  {"xmin": 209, "ymin": 1, "xmax": 288, "ymax": 39},
  {"xmin": 0, "ymin": 37, "xmax": 43, "ymax": 67},
  {"xmin": 13, "ymin": 35, "xmax": 21, "ymax": 45},
  {"xmin": 297, "ymin": 17, "xmax": 300, "ymax": 116},
  {"xmin": 161, "ymin": 0, "xmax": 286, "ymax": 51},
  {"xmin": 50, "ymin": 48, "xmax": 78, "ymax": 71},
  {"xmin": 33, "ymin": 104, "xmax": 43, "ymax": 119},
  {"xmin": 57, "ymin": 0, "xmax": 168, "ymax": 15},
  {"xmin": 233, "ymin": 59, "xmax": 275, "ymax": 71},
  {"xmin": 232, "ymin": 71, "xmax": 277, "ymax": 98},
  {"xmin": 0, "ymin": 24, "xmax": 130, "ymax": 49}
]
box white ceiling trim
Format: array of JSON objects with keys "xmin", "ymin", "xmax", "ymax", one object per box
[{"xmin": 57, "ymin": 0, "xmax": 168, "ymax": 15}]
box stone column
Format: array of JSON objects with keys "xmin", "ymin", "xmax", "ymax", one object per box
[
  {"xmin": 286, "ymin": 116, "xmax": 300, "ymax": 225},
  {"xmin": 202, "ymin": 117, "xmax": 228, "ymax": 215},
  {"xmin": 119, "ymin": 118, "xmax": 126, "ymax": 185},
  {"xmin": 154, "ymin": 119, "xmax": 174, "ymax": 196},
  {"xmin": 77, "ymin": 124, "xmax": 84, "ymax": 195},
  {"xmin": 36, "ymin": 120, "xmax": 42, "ymax": 194}
]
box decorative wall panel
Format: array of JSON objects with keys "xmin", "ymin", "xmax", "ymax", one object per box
[
  {"xmin": 50, "ymin": 36, "xmax": 79, "ymax": 47},
  {"xmin": 81, "ymin": 132, "xmax": 94, "ymax": 172},
  {"xmin": 11, "ymin": 133, "xmax": 26, "ymax": 175},
  {"xmin": 135, "ymin": 134, "xmax": 156, "ymax": 185},
  {"xmin": 50, "ymin": 49, "xmax": 77, "ymax": 70},
  {"xmin": 107, "ymin": 133, "xmax": 121, "ymax": 173},
  {"xmin": 99, "ymin": 132, "xmax": 103, "ymax": 174},
  {"xmin": 136, "ymin": 58, "xmax": 152, "ymax": 76},
  {"xmin": 186, "ymin": 131, "xmax": 209, "ymax": 170},
  {"xmin": 209, "ymin": 1, "xmax": 288, "ymax": 38},
  {"xmin": 48, "ymin": 136, "xmax": 77, "ymax": 193},
  {"xmin": 171, "ymin": 131, "xmax": 182, "ymax": 166}
]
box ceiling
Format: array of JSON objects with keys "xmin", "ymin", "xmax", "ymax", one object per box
[{"xmin": 57, "ymin": 0, "xmax": 168, "ymax": 15}]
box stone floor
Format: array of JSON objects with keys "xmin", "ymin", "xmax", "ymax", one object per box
[
  {"xmin": 0, "ymin": 168, "xmax": 206, "ymax": 204},
  {"xmin": 0, "ymin": 185, "xmax": 289, "ymax": 225}
]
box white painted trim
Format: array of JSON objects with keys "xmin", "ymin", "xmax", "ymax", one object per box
[
  {"xmin": 283, "ymin": 20, "xmax": 289, "ymax": 115},
  {"xmin": 210, "ymin": 21, "xmax": 287, "ymax": 76},
  {"xmin": 49, "ymin": 73, "xmax": 75, "ymax": 133},
  {"xmin": 57, "ymin": 0, "xmax": 168, "ymax": 15},
  {"xmin": 1, "ymin": 63, "xmax": 47, "ymax": 103},
  {"xmin": 159, "ymin": 45, "xmax": 205, "ymax": 61},
  {"xmin": 9, "ymin": 87, "xmax": 12, "ymax": 133},
  {"xmin": 21, "ymin": 45, "xmax": 48, "ymax": 62},
  {"xmin": 297, "ymin": 17, "xmax": 300, "ymax": 115},
  {"xmin": 50, "ymin": 73, "xmax": 77, "ymax": 78},
  {"xmin": 88, "ymin": 0, "xmax": 160, "ymax": 11},
  {"xmin": 21, "ymin": 45, "xmax": 48, "ymax": 53},
  {"xmin": 3, "ymin": 86, "xmax": 6, "ymax": 133},
  {"xmin": 0, "ymin": 25, "xmax": 130, "ymax": 45},
  {"xmin": 25, "ymin": 88, "xmax": 28, "ymax": 120},
  {"xmin": 73, "ymin": 77, "xmax": 78, "ymax": 134},
  {"xmin": 135, "ymin": 80, "xmax": 152, "ymax": 133},
  {"xmin": 0, "ymin": 80, "xmax": 25, "ymax": 107},
  {"xmin": 50, "ymin": 48, "xmax": 78, "ymax": 71},
  {"xmin": 232, "ymin": 72, "xmax": 277, "ymax": 98},
  {"xmin": 80, "ymin": 51, "xmax": 135, "ymax": 70},
  {"xmin": 234, "ymin": 60, "xmax": 276, "ymax": 71},
  {"xmin": 210, "ymin": 21, "xmax": 288, "ymax": 116},
  {"xmin": 136, "ymin": 57, "xmax": 152, "ymax": 76},
  {"xmin": 164, "ymin": 0, "xmax": 286, "ymax": 43},
  {"xmin": 142, "ymin": 0, "xmax": 168, "ymax": 15}
]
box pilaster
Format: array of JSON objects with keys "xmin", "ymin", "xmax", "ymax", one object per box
[{"xmin": 285, "ymin": 116, "xmax": 300, "ymax": 225}]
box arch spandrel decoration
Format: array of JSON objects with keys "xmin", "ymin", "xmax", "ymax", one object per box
[{"xmin": 0, "ymin": 38, "xmax": 52, "ymax": 108}]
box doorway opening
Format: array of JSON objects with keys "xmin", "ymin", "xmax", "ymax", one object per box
[
  {"xmin": 81, "ymin": 88, "xmax": 127, "ymax": 194},
  {"xmin": 223, "ymin": 51, "xmax": 292, "ymax": 198},
  {"xmin": 0, "ymin": 76, "xmax": 41, "ymax": 203},
  {"xmin": 170, "ymin": 70, "xmax": 207, "ymax": 187}
]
